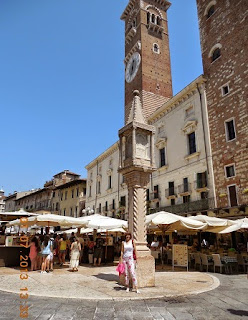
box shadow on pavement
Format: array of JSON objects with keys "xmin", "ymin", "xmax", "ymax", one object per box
[
  {"xmin": 227, "ymin": 309, "xmax": 248, "ymax": 317},
  {"xmin": 93, "ymin": 273, "xmax": 119, "ymax": 282}
]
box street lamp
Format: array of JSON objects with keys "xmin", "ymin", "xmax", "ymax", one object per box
[{"xmin": 82, "ymin": 207, "xmax": 94, "ymax": 216}]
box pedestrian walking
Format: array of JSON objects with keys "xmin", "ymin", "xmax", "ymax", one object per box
[
  {"xmin": 93, "ymin": 233, "xmax": 104, "ymax": 267},
  {"xmin": 29, "ymin": 236, "xmax": 39, "ymax": 271},
  {"xmin": 69, "ymin": 237, "xmax": 81, "ymax": 271},
  {"xmin": 120, "ymin": 232, "xmax": 140, "ymax": 293},
  {"xmin": 41, "ymin": 235, "xmax": 53, "ymax": 274},
  {"xmin": 59, "ymin": 233, "xmax": 68, "ymax": 266},
  {"xmin": 88, "ymin": 236, "xmax": 94, "ymax": 264}
]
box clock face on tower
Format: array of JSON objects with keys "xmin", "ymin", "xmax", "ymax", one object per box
[{"xmin": 125, "ymin": 52, "xmax": 141, "ymax": 83}]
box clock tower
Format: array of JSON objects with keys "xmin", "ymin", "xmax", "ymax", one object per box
[{"xmin": 121, "ymin": 0, "xmax": 173, "ymax": 123}]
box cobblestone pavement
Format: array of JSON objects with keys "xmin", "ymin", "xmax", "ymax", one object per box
[{"xmin": 0, "ymin": 273, "xmax": 247, "ymax": 320}]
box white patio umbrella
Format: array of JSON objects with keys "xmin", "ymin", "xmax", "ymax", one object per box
[
  {"xmin": 190, "ymin": 215, "xmax": 236, "ymax": 233},
  {"xmin": 80, "ymin": 227, "xmax": 127, "ymax": 234},
  {"xmin": 219, "ymin": 218, "xmax": 248, "ymax": 234},
  {"xmin": 7, "ymin": 214, "xmax": 82, "ymax": 228},
  {"xmin": 58, "ymin": 228, "xmax": 78, "ymax": 235},
  {"xmin": 146, "ymin": 211, "xmax": 205, "ymax": 266},
  {"xmin": 0, "ymin": 209, "xmax": 38, "ymax": 217},
  {"xmin": 76, "ymin": 214, "xmax": 128, "ymax": 230},
  {"xmin": 146, "ymin": 211, "xmax": 206, "ymax": 232}
]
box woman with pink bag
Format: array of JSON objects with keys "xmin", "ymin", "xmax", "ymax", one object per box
[{"xmin": 120, "ymin": 232, "xmax": 140, "ymax": 293}]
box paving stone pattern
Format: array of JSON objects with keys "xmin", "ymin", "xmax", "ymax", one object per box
[{"xmin": 0, "ymin": 273, "xmax": 247, "ymax": 320}]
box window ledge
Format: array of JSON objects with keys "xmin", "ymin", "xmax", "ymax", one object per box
[
  {"xmin": 158, "ymin": 165, "xmax": 168, "ymax": 173},
  {"xmin": 179, "ymin": 191, "xmax": 191, "ymax": 196},
  {"xmin": 150, "ymin": 198, "xmax": 160, "ymax": 203},
  {"xmin": 185, "ymin": 151, "xmax": 200, "ymax": 161},
  {"xmin": 166, "ymin": 195, "xmax": 177, "ymax": 200},
  {"xmin": 107, "ymin": 188, "xmax": 113, "ymax": 194},
  {"xmin": 196, "ymin": 187, "xmax": 209, "ymax": 192}
]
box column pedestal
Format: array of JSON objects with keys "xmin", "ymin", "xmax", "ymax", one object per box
[{"xmin": 136, "ymin": 254, "xmax": 155, "ymax": 287}]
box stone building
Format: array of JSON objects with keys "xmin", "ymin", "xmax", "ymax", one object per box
[
  {"xmin": 15, "ymin": 187, "xmax": 53, "ymax": 213},
  {"xmin": 196, "ymin": 0, "xmax": 248, "ymax": 215},
  {"xmin": 148, "ymin": 75, "xmax": 215, "ymax": 214},
  {"xmin": 5, "ymin": 190, "xmax": 38, "ymax": 212},
  {"xmin": 51, "ymin": 179, "xmax": 86, "ymax": 217},
  {"xmin": 85, "ymin": 0, "xmax": 247, "ymax": 219},
  {"xmin": 0, "ymin": 189, "xmax": 5, "ymax": 212},
  {"xmin": 13, "ymin": 170, "xmax": 86, "ymax": 215},
  {"xmin": 85, "ymin": 76, "xmax": 216, "ymax": 217},
  {"xmin": 85, "ymin": 143, "xmax": 128, "ymax": 220}
]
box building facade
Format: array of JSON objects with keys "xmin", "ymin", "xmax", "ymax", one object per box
[
  {"xmin": 148, "ymin": 76, "xmax": 215, "ymax": 215},
  {"xmin": 85, "ymin": 143, "xmax": 128, "ymax": 220},
  {"xmin": 85, "ymin": 0, "xmax": 247, "ymax": 220},
  {"xmin": 196, "ymin": 0, "xmax": 248, "ymax": 212},
  {"xmin": 15, "ymin": 187, "xmax": 53, "ymax": 213},
  {"xmin": 10, "ymin": 170, "xmax": 86, "ymax": 216},
  {"xmin": 5, "ymin": 191, "xmax": 37, "ymax": 212},
  {"xmin": 85, "ymin": 76, "xmax": 216, "ymax": 218},
  {"xmin": 0, "ymin": 189, "xmax": 5, "ymax": 212},
  {"xmin": 51, "ymin": 179, "xmax": 86, "ymax": 217}
]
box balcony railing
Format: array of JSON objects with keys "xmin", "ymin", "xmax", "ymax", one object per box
[
  {"xmin": 118, "ymin": 206, "xmax": 126, "ymax": 213},
  {"xmin": 178, "ymin": 183, "xmax": 192, "ymax": 194},
  {"xmin": 194, "ymin": 181, "xmax": 208, "ymax": 190},
  {"xmin": 150, "ymin": 191, "xmax": 160, "ymax": 201},
  {"xmin": 147, "ymin": 22, "xmax": 164, "ymax": 34},
  {"xmin": 109, "ymin": 204, "xmax": 116, "ymax": 211},
  {"xmin": 165, "ymin": 188, "xmax": 177, "ymax": 198},
  {"xmin": 148, "ymin": 198, "xmax": 215, "ymax": 215}
]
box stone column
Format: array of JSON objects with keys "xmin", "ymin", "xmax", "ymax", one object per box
[{"xmin": 125, "ymin": 171, "xmax": 155, "ymax": 287}]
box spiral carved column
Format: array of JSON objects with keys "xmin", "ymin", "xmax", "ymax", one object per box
[{"xmin": 125, "ymin": 171, "xmax": 155, "ymax": 287}]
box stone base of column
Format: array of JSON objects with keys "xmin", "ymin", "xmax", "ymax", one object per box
[{"xmin": 136, "ymin": 253, "xmax": 155, "ymax": 288}]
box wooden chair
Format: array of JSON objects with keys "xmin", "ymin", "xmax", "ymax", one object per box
[
  {"xmin": 194, "ymin": 252, "xmax": 202, "ymax": 271},
  {"xmin": 200, "ymin": 253, "xmax": 213, "ymax": 272},
  {"xmin": 167, "ymin": 250, "xmax": 172, "ymax": 265},
  {"xmin": 237, "ymin": 254, "xmax": 248, "ymax": 273},
  {"xmin": 212, "ymin": 254, "xmax": 225, "ymax": 273}
]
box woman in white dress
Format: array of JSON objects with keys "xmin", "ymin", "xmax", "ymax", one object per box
[
  {"xmin": 69, "ymin": 237, "xmax": 81, "ymax": 272},
  {"xmin": 120, "ymin": 232, "xmax": 140, "ymax": 293}
]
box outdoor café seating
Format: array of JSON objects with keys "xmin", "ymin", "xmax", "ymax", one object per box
[
  {"xmin": 212, "ymin": 254, "xmax": 225, "ymax": 273},
  {"xmin": 194, "ymin": 252, "xmax": 202, "ymax": 271},
  {"xmin": 237, "ymin": 254, "xmax": 248, "ymax": 272},
  {"xmin": 200, "ymin": 253, "xmax": 213, "ymax": 272}
]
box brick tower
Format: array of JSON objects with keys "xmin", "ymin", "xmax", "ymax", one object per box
[
  {"xmin": 121, "ymin": 0, "xmax": 173, "ymax": 123},
  {"xmin": 196, "ymin": 0, "xmax": 248, "ymax": 210}
]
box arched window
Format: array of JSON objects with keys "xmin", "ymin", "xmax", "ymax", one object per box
[
  {"xmin": 132, "ymin": 18, "xmax": 137, "ymax": 28},
  {"xmin": 147, "ymin": 12, "xmax": 150, "ymax": 24},
  {"xmin": 207, "ymin": 5, "xmax": 215, "ymax": 18},
  {"xmin": 212, "ymin": 48, "xmax": 221, "ymax": 62},
  {"xmin": 151, "ymin": 14, "xmax": 155, "ymax": 23},
  {"xmin": 157, "ymin": 16, "xmax": 161, "ymax": 26},
  {"xmin": 153, "ymin": 43, "xmax": 160, "ymax": 54}
]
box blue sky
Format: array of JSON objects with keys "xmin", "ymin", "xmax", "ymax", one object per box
[{"xmin": 0, "ymin": 0, "xmax": 203, "ymax": 195}]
